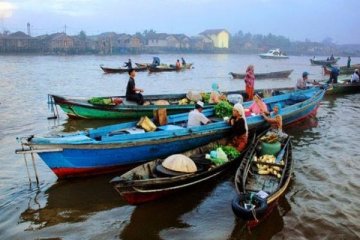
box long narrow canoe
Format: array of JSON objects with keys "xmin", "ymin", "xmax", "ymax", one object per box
[
  {"xmin": 16, "ymin": 88, "xmax": 325, "ymax": 179},
  {"xmin": 50, "ymin": 81, "xmax": 357, "ymax": 120},
  {"xmin": 110, "ymin": 134, "xmax": 255, "ymax": 205},
  {"xmin": 100, "ymin": 65, "xmax": 148, "ymax": 73},
  {"xmin": 136, "ymin": 63, "xmax": 193, "ymax": 69},
  {"xmin": 232, "ymin": 132, "xmax": 293, "ymax": 228},
  {"xmin": 229, "ymin": 70, "xmax": 293, "ymax": 79},
  {"xmin": 148, "ymin": 63, "xmax": 193, "ymax": 73},
  {"xmin": 310, "ymin": 57, "xmax": 340, "ymax": 65},
  {"xmin": 49, "ymin": 94, "xmax": 215, "ymax": 119}
]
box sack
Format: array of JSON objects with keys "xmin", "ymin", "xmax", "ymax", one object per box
[
  {"xmin": 153, "ymin": 108, "xmax": 168, "ymax": 126},
  {"xmin": 137, "ymin": 116, "xmax": 157, "ymax": 132},
  {"xmin": 186, "ymin": 91, "xmax": 202, "ymax": 102}
]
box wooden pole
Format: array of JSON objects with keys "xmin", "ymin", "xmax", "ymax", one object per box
[
  {"xmin": 23, "ymin": 154, "xmax": 32, "ymax": 186},
  {"xmin": 30, "ymin": 153, "xmax": 39, "ymax": 186}
]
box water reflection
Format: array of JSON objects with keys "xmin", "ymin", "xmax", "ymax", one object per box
[
  {"xmin": 120, "ymin": 180, "xmax": 221, "ymax": 240},
  {"xmin": 20, "ymin": 174, "xmax": 122, "ymax": 230}
]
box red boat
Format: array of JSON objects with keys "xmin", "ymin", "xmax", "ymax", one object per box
[{"xmin": 110, "ymin": 135, "xmax": 255, "ymax": 205}]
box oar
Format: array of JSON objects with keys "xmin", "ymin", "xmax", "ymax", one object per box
[{"xmin": 275, "ymin": 137, "xmax": 290, "ymax": 164}]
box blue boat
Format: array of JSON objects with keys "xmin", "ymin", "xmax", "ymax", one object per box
[{"xmin": 16, "ymin": 88, "xmax": 325, "ymax": 179}]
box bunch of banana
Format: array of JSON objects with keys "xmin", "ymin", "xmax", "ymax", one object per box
[
  {"xmin": 260, "ymin": 133, "xmax": 279, "ymax": 143},
  {"xmin": 178, "ymin": 98, "xmax": 189, "ymax": 105},
  {"xmin": 253, "ymin": 155, "xmax": 282, "ymax": 178}
]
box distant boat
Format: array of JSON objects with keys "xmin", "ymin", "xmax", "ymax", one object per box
[
  {"xmin": 229, "ymin": 70, "xmax": 293, "ymax": 80},
  {"xmin": 148, "ymin": 63, "xmax": 193, "ymax": 73},
  {"xmin": 259, "ymin": 49, "xmax": 289, "ymax": 59},
  {"xmin": 310, "ymin": 57, "xmax": 340, "ymax": 65},
  {"xmin": 100, "ymin": 65, "xmax": 148, "ymax": 73}
]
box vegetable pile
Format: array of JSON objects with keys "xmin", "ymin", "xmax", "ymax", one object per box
[
  {"xmin": 214, "ymin": 101, "xmax": 233, "ymax": 118},
  {"xmin": 216, "ymin": 145, "xmax": 241, "ymax": 159},
  {"xmin": 88, "ymin": 97, "xmax": 113, "ymax": 105}
]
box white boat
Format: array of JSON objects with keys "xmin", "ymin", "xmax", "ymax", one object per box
[{"xmin": 259, "ymin": 49, "xmax": 289, "ymax": 59}]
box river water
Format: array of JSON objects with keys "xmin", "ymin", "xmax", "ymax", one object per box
[{"xmin": 0, "ymin": 54, "xmax": 359, "ymax": 239}]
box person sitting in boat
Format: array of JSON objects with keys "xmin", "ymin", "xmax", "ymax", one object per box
[
  {"xmin": 209, "ymin": 83, "xmax": 226, "ymax": 104},
  {"xmin": 175, "ymin": 59, "xmax": 181, "ymax": 69},
  {"xmin": 296, "ymin": 72, "xmax": 319, "ymax": 90},
  {"xmin": 181, "ymin": 57, "xmax": 186, "ymax": 66},
  {"xmin": 327, "ymin": 67, "xmax": 339, "ymax": 84},
  {"xmin": 228, "ymin": 103, "xmax": 248, "ymax": 152},
  {"xmin": 351, "ymin": 69, "xmax": 360, "ymax": 83},
  {"xmin": 124, "ymin": 59, "xmax": 132, "ymax": 69},
  {"xmin": 187, "ymin": 101, "xmax": 211, "ymax": 127},
  {"xmin": 247, "ymin": 94, "xmax": 269, "ymax": 115},
  {"xmin": 126, "ymin": 69, "xmax": 144, "ymax": 105},
  {"xmin": 261, "ymin": 104, "xmax": 288, "ymax": 140}
]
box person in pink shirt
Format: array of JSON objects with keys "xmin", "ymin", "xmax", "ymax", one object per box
[
  {"xmin": 244, "ymin": 65, "xmax": 255, "ymax": 100},
  {"xmin": 247, "ymin": 94, "xmax": 269, "ymax": 115}
]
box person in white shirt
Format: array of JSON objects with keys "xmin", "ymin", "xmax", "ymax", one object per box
[
  {"xmin": 187, "ymin": 101, "xmax": 211, "ymax": 127},
  {"xmin": 351, "ymin": 69, "xmax": 359, "ymax": 83},
  {"xmin": 296, "ymin": 71, "xmax": 319, "ymax": 90}
]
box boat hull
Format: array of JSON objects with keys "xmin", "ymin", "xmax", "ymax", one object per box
[
  {"xmin": 310, "ymin": 58, "xmax": 340, "ymax": 65},
  {"xmin": 230, "ymin": 70, "xmax": 293, "ymax": 79},
  {"xmin": 37, "ymin": 130, "xmax": 228, "ymax": 178},
  {"xmin": 259, "ymin": 55, "xmax": 289, "ymax": 59},
  {"xmin": 100, "ymin": 66, "xmax": 148, "ymax": 73}
]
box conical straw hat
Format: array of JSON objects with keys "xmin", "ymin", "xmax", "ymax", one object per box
[{"xmin": 162, "ymin": 154, "xmax": 197, "ymax": 173}]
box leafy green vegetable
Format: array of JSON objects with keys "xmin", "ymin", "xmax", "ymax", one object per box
[
  {"xmin": 213, "ymin": 145, "xmax": 240, "ymax": 159},
  {"xmin": 214, "ymin": 101, "xmax": 233, "ymax": 118},
  {"xmin": 89, "ymin": 97, "xmax": 113, "ymax": 105}
]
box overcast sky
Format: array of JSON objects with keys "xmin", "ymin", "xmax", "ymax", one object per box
[{"xmin": 0, "ymin": 0, "xmax": 359, "ymax": 44}]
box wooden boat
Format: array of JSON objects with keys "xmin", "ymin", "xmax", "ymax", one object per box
[
  {"xmin": 49, "ymin": 93, "xmax": 215, "ymax": 119},
  {"xmin": 100, "ymin": 65, "xmax": 148, "ymax": 73},
  {"xmin": 136, "ymin": 63, "xmax": 193, "ymax": 69},
  {"xmin": 110, "ymin": 134, "xmax": 255, "ymax": 205},
  {"xmin": 229, "ymin": 70, "xmax": 293, "ymax": 79},
  {"xmin": 16, "ymin": 88, "xmax": 324, "ymax": 178},
  {"xmin": 325, "ymin": 82, "xmax": 360, "ymax": 95},
  {"xmin": 310, "ymin": 57, "xmax": 340, "ymax": 65},
  {"xmin": 232, "ymin": 131, "xmax": 293, "ymax": 228},
  {"xmin": 259, "ymin": 49, "xmax": 289, "ymax": 59},
  {"xmin": 322, "ymin": 64, "xmax": 360, "ymax": 75},
  {"xmin": 148, "ymin": 63, "xmax": 193, "ymax": 73}
]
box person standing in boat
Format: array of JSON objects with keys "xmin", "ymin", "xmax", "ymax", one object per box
[
  {"xmin": 347, "ymin": 56, "xmax": 351, "ymax": 68},
  {"xmin": 244, "ymin": 65, "xmax": 255, "ymax": 100},
  {"xmin": 126, "ymin": 69, "xmax": 144, "ymax": 105},
  {"xmin": 228, "ymin": 103, "xmax": 248, "ymax": 152},
  {"xmin": 327, "ymin": 67, "xmax": 339, "ymax": 84},
  {"xmin": 187, "ymin": 101, "xmax": 211, "ymax": 127},
  {"xmin": 124, "ymin": 59, "xmax": 132, "ymax": 69},
  {"xmin": 261, "ymin": 104, "xmax": 288, "ymax": 140},
  {"xmin": 330, "ymin": 54, "xmax": 335, "ymax": 61}
]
